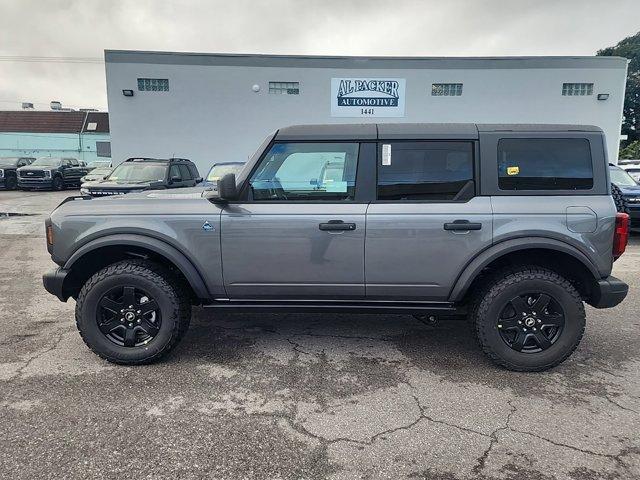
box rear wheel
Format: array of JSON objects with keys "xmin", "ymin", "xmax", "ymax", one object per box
[
  {"xmin": 471, "ymin": 266, "xmax": 585, "ymax": 371},
  {"xmin": 75, "ymin": 259, "xmax": 191, "ymax": 364}
]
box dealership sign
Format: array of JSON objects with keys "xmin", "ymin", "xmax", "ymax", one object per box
[{"xmin": 331, "ymin": 78, "xmax": 406, "ymax": 117}]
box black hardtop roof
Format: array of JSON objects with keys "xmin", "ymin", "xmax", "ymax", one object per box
[
  {"xmin": 124, "ymin": 157, "xmax": 192, "ymax": 163},
  {"xmin": 274, "ymin": 123, "xmax": 603, "ymax": 141}
]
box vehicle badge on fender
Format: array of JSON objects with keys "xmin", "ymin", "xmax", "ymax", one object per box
[{"xmin": 202, "ymin": 221, "xmax": 214, "ymax": 231}]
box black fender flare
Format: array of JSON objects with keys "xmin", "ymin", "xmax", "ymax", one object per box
[
  {"xmin": 63, "ymin": 233, "xmax": 210, "ymax": 300},
  {"xmin": 448, "ymin": 237, "xmax": 601, "ymax": 302}
]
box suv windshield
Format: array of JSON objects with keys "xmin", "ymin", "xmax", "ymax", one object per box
[
  {"xmin": 610, "ymin": 166, "xmax": 637, "ymax": 187},
  {"xmin": 31, "ymin": 158, "xmax": 62, "ymax": 167},
  {"xmin": 108, "ymin": 163, "xmax": 166, "ymax": 183},
  {"xmin": 206, "ymin": 163, "xmax": 244, "ymax": 181}
]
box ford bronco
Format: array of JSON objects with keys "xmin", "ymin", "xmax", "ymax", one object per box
[{"xmin": 43, "ymin": 123, "xmax": 630, "ymax": 371}]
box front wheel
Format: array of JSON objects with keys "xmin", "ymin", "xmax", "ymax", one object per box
[
  {"xmin": 52, "ymin": 175, "xmax": 65, "ymax": 191},
  {"xmin": 471, "ymin": 266, "xmax": 585, "ymax": 372},
  {"xmin": 75, "ymin": 260, "xmax": 191, "ymax": 364}
]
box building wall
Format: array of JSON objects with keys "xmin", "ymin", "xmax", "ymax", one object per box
[
  {"xmin": 0, "ymin": 131, "xmax": 110, "ymax": 162},
  {"xmin": 105, "ymin": 53, "xmax": 628, "ymax": 174}
]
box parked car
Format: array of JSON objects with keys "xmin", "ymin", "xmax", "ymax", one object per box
[
  {"xmin": 18, "ymin": 157, "xmax": 89, "ymax": 190},
  {"xmin": 610, "ymin": 164, "xmax": 640, "ymax": 230},
  {"xmin": 203, "ymin": 161, "xmax": 245, "ymax": 188},
  {"xmin": 87, "ymin": 160, "xmax": 112, "ymax": 170},
  {"xmin": 43, "ymin": 123, "xmax": 629, "ymax": 371},
  {"xmin": 80, "ymin": 167, "xmax": 112, "ymax": 184},
  {"xmin": 0, "ymin": 157, "xmax": 35, "ymax": 190},
  {"xmin": 80, "ymin": 157, "xmax": 201, "ymax": 197},
  {"xmin": 619, "ymin": 161, "xmax": 640, "ymax": 182}
]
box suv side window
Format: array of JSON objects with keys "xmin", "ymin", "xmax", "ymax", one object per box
[
  {"xmin": 187, "ymin": 164, "xmax": 199, "ymax": 179},
  {"xmin": 68, "ymin": 158, "xmax": 79, "ymax": 167},
  {"xmin": 377, "ymin": 141, "xmax": 474, "ymax": 201},
  {"xmin": 249, "ymin": 142, "xmax": 359, "ymax": 201},
  {"xmin": 62, "ymin": 159, "xmax": 72, "ymax": 167},
  {"xmin": 178, "ymin": 164, "xmax": 192, "ymax": 180},
  {"xmin": 169, "ymin": 165, "xmax": 182, "ymax": 181},
  {"xmin": 498, "ymin": 138, "xmax": 593, "ymax": 190}
]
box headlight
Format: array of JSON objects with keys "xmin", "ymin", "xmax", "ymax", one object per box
[
  {"xmin": 0, "ymin": 169, "xmax": 4, "ymax": 178},
  {"xmin": 44, "ymin": 170, "xmax": 52, "ymax": 178},
  {"xmin": 80, "ymin": 188, "xmax": 89, "ymax": 195}
]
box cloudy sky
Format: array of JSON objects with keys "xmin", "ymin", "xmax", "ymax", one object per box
[{"xmin": 0, "ymin": 0, "xmax": 638, "ymax": 111}]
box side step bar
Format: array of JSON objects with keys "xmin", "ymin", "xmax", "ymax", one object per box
[{"xmin": 202, "ymin": 299, "xmax": 464, "ymax": 315}]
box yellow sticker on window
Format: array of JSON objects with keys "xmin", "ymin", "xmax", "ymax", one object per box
[{"xmin": 507, "ymin": 166, "xmax": 520, "ymax": 176}]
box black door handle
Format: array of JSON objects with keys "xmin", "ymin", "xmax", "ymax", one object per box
[
  {"xmin": 319, "ymin": 220, "xmax": 356, "ymax": 231},
  {"xmin": 444, "ymin": 220, "xmax": 482, "ymax": 231}
]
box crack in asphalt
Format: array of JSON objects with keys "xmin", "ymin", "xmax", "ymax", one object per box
[
  {"xmin": 604, "ymin": 394, "xmax": 639, "ymax": 414},
  {"xmin": 8, "ymin": 329, "xmax": 67, "ymax": 380},
  {"xmin": 472, "ymin": 400, "xmax": 517, "ymax": 475}
]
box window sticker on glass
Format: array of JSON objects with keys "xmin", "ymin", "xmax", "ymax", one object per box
[
  {"xmin": 507, "ymin": 166, "xmax": 520, "ymax": 176},
  {"xmin": 382, "ymin": 144, "xmax": 392, "ymax": 165}
]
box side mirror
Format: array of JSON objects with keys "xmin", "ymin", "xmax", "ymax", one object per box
[
  {"xmin": 195, "ymin": 177, "xmax": 203, "ymax": 183},
  {"xmin": 217, "ymin": 173, "xmax": 238, "ymax": 200},
  {"xmin": 170, "ymin": 175, "xmax": 181, "ymax": 183}
]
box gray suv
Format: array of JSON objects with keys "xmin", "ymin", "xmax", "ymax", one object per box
[{"xmin": 43, "ymin": 124, "xmax": 630, "ymax": 371}]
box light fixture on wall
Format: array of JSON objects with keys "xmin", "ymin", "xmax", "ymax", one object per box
[
  {"xmin": 597, "ymin": 93, "xmax": 609, "ymax": 101},
  {"xmin": 252, "ymin": 84, "xmax": 260, "ymax": 93},
  {"xmin": 122, "ymin": 89, "xmax": 134, "ymax": 97}
]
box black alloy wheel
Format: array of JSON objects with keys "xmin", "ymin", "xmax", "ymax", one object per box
[
  {"xmin": 496, "ymin": 293, "xmax": 565, "ymax": 353},
  {"xmin": 97, "ymin": 285, "xmax": 161, "ymax": 347}
]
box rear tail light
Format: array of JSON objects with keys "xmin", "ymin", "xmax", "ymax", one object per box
[{"xmin": 613, "ymin": 212, "xmax": 630, "ymax": 259}]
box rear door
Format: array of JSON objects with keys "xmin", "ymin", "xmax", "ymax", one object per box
[
  {"xmin": 365, "ymin": 140, "xmax": 493, "ymax": 300},
  {"xmin": 220, "ymin": 141, "xmax": 370, "ymax": 299}
]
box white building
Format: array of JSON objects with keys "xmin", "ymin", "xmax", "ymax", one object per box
[{"xmin": 105, "ymin": 50, "xmax": 628, "ymax": 173}]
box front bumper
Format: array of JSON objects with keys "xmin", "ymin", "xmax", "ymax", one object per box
[
  {"xmin": 590, "ymin": 275, "xmax": 629, "ymax": 309},
  {"xmin": 43, "ymin": 267, "xmax": 69, "ymax": 302},
  {"xmin": 18, "ymin": 178, "xmax": 53, "ymax": 189}
]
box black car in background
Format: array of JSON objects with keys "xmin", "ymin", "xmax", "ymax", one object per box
[
  {"xmin": 610, "ymin": 164, "xmax": 640, "ymax": 230},
  {"xmin": 0, "ymin": 157, "xmax": 35, "ymax": 190},
  {"xmin": 17, "ymin": 157, "xmax": 90, "ymax": 190},
  {"xmin": 81, "ymin": 157, "xmax": 201, "ymax": 197}
]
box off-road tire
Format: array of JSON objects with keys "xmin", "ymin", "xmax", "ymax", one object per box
[
  {"xmin": 470, "ymin": 266, "xmax": 585, "ymax": 372},
  {"xmin": 75, "ymin": 259, "xmax": 191, "ymax": 365}
]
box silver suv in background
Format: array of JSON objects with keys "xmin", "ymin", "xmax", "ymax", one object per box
[{"xmin": 42, "ymin": 124, "xmax": 630, "ymax": 371}]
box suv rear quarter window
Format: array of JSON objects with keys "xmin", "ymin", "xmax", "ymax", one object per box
[{"xmin": 498, "ymin": 138, "xmax": 593, "ymax": 190}]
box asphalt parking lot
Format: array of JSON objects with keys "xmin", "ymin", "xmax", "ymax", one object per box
[{"xmin": 0, "ymin": 189, "xmax": 639, "ymax": 480}]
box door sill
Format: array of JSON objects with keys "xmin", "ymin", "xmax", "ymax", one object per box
[{"xmin": 203, "ymin": 299, "xmax": 461, "ymax": 314}]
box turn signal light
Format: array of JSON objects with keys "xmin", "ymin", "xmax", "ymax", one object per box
[
  {"xmin": 46, "ymin": 224, "xmax": 54, "ymax": 246},
  {"xmin": 613, "ymin": 213, "xmax": 629, "ymax": 259}
]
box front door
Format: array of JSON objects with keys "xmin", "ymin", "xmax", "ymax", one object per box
[
  {"xmin": 365, "ymin": 140, "xmax": 493, "ymax": 300},
  {"xmin": 221, "ymin": 141, "xmax": 367, "ymax": 299}
]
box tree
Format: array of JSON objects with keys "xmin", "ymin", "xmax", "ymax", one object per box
[
  {"xmin": 598, "ymin": 32, "xmax": 640, "ymax": 147},
  {"xmin": 620, "ymin": 140, "xmax": 640, "ymax": 159}
]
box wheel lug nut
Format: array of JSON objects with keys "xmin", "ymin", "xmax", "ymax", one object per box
[
  {"xmin": 523, "ymin": 328, "xmax": 527, "ymax": 332},
  {"xmin": 120, "ymin": 318, "xmax": 124, "ymax": 322},
  {"xmin": 137, "ymin": 310, "xmax": 141, "ymax": 314},
  {"xmin": 129, "ymin": 323, "xmax": 133, "ymax": 327},
  {"xmin": 137, "ymin": 319, "xmax": 141, "ymax": 323},
  {"xmin": 518, "ymin": 320, "xmax": 522, "ymax": 324},
  {"xmin": 522, "ymin": 312, "xmax": 526, "ymax": 316},
  {"xmin": 538, "ymin": 319, "xmax": 541, "ymax": 323},
  {"xmin": 533, "ymin": 312, "xmax": 537, "ymax": 316},
  {"xmin": 533, "ymin": 327, "xmax": 537, "ymax": 331},
  {"xmin": 129, "ymin": 305, "xmax": 133, "ymax": 308}
]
